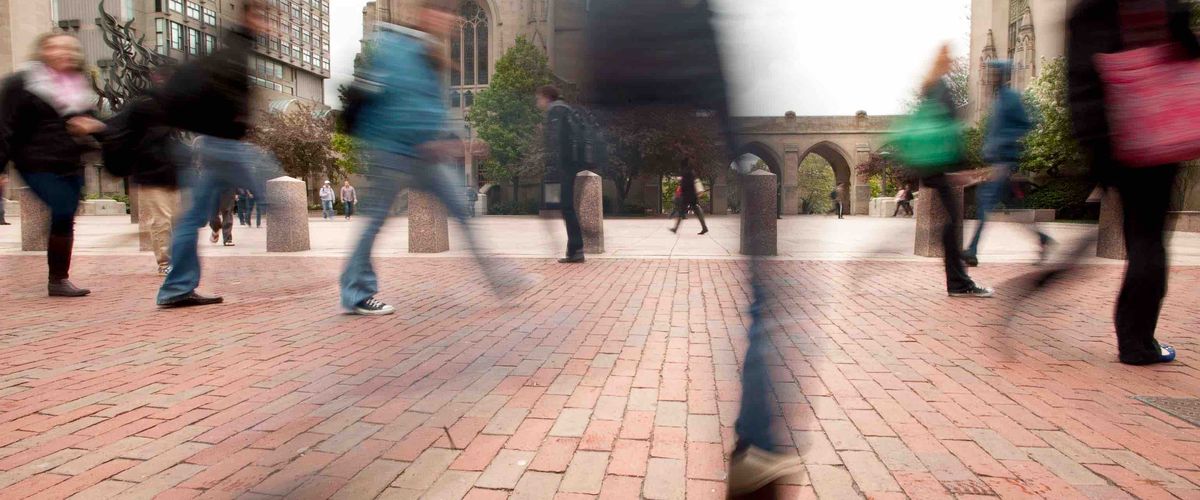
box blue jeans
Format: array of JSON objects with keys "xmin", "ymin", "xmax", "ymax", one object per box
[
  {"xmin": 340, "ymin": 150, "xmax": 495, "ymax": 310},
  {"xmin": 158, "ymin": 137, "xmax": 279, "ymax": 303},
  {"xmin": 735, "ymin": 258, "xmax": 776, "ymax": 453},
  {"xmin": 965, "ymin": 163, "xmax": 1016, "ymax": 257},
  {"xmin": 344, "ymin": 201, "xmax": 354, "ymax": 217},
  {"xmin": 22, "ymin": 171, "xmax": 83, "ymax": 280},
  {"xmin": 322, "ymin": 199, "xmax": 334, "ymax": 219}
]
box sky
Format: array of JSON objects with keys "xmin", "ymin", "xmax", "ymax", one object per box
[{"xmin": 327, "ymin": 0, "xmax": 971, "ymax": 116}]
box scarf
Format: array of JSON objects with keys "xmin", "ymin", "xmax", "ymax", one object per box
[{"xmin": 22, "ymin": 61, "xmax": 96, "ymax": 117}]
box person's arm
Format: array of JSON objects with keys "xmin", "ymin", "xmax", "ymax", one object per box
[
  {"xmin": 1168, "ymin": 0, "xmax": 1200, "ymax": 58},
  {"xmin": 545, "ymin": 105, "xmax": 569, "ymax": 172}
]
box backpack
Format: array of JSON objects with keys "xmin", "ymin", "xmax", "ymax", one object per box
[
  {"xmin": 98, "ymin": 101, "xmax": 140, "ymax": 178},
  {"xmin": 549, "ymin": 102, "xmax": 608, "ymax": 169}
]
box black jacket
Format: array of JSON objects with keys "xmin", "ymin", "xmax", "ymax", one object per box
[
  {"xmin": 126, "ymin": 92, "xmax": 178, "ymax": 187},
  {"xmin": 1067, "ymin": 0, "xmax": 1200, "ymax": 182},
  {"xmin": 545, "ymin": 101, "xmax": 576, "ymax": 177},
  {"xmin": 162, "ymin": 28, "xmax": 254, "ymax": 139},
  {"xmin": 680, "ymin": 171, "xmax": 699, "ymax": 205},
  {"xmin": 0, "ymin": 72, "xmax": 92, "ymax": 175}
]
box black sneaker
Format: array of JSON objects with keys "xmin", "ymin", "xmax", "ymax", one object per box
[
  {"xmin": 963, "ymin": 254, "xmax": 979, "ymax": 267},
  {"xmin": 949, "ymin": 286, "xmax": 994, "ymax": 298},
  {"xmin": 353, "ymin": 297, "xmax": 395, "ymax": 316},
  {"xmin": 558, "ymin": 253, "xmax": 585, "ymax": 264}
]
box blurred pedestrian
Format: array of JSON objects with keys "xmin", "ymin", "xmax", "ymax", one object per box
[
  {"xmin": 669, "ymin": 182, "xmax": 685, "ymax": 220},
  {"xmin": 671, "ymin": 162, "xmax": 709, "ymax": 235},
  {"xmin": 235, "ymin": 188, "xmax": 249, "ymax": 225},
  {"xmin": 1066, "ymin": 0, "xmax": 1198, "ymax": 364},
  {"xmin": 209, "ymin": 189, "xmax": 235, "ymax": 246},
  {"xmin": 892, "ymin": 185, "xmax": 914, "ymax": 217},
  {"xmin": 911, "ymin": 44, "xmax": 993, "ymax": 298},
  {"xmin": 537, "ymin": 85, "xmax": 585, "ymax": 263},
  {"xmin": 245, "ymin": 188, "xmax": 261, "ymax": 227},
  {"xmin": 0, "ymin": 172, "xmax": 9, "ymax": 225},
  {"xmin": 156, "ymin": 0, "xmax": 280, "ymax": 308},
  {"xmin": 0, "ymin": 32, "xmax": 105, "ymax": 297},
  {"xmin": 319, "ymin": 180, "xmax": 335, "ymax": 219},
  {"xmin": 830, "ymin": 188, "xmax": 844, "ymax": 219},
  {"xmin": 963, "ymin": 60, "xmax": 1051, "ymax": 267},
  {"xmin": 341, "ymin": 180, "xmax": 356, "ymax": 219},
  {"xmin": 340, "ymin": 0, "xmax": 509, "ymax": 315},
  {"xmin": 121, "ymin": 66, "xmax": 180, "ymax": 275}
]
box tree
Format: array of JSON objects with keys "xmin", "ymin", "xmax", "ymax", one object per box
[
  {"xmin": 1020, "ymin": 57, "xmax": 1085, "ymax": 177},
  {"xmin": 603, "ymin": 107, "xmax": 729, "ymax": 212},
  {"xmin": 466, "ymin": 37, "xmax": 554, "ymax": 200},
  {"xmin": 901, "ymin": 56, "xmax": 970, "ymax": 112},
  {"xmin": 249, "ymin": 105, "xmax": 339, "ymax": 200},
  {"xmin": 797, "ymin": 156, "xmax": 836, "ymax": 214},
  {"xmin": 331, "ymin": 132, "xmax": 363, "ymax": 177}
]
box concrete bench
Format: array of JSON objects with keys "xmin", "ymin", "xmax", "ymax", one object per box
[
  {"xmin": 77, "ymin": 199, "xmax": 127, "ymax": 216},
  {"xmin": 868, "ymin": 197, "xmax": 899, "ymax": 217}
]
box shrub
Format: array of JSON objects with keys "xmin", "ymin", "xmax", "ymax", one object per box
[
  {"xmin": 1019, "ymin": 177, "xmax": 1096, "ymax": 220},
  {"xmin": 489, "ymin": 200, "xmax": 539, "ymax": 215}
]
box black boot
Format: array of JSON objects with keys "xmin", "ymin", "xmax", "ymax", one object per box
[{"xmin": 48, "ymin": 279, "xmax": 90, "ymax": 297}]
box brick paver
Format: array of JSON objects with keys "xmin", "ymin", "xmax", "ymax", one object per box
[{"xmin": 0, "ymin": 254, "xmax": 1198, "ymax": 499}]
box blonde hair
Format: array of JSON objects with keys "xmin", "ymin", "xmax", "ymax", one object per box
[
  {"xmin": 922, "ymin": 43, "xmax": 953, "ymax": 93},
  {"xmin": 32, "ymin": 31, "xmax": 85, "ymax": 72}
]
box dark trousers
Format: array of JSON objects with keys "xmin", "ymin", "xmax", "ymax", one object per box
[
  {"xmin": 835, "ymin": 201, "xmax": 844, "ymax": 218},
  {"xmin": 560, "ymin": 172, "xmax": 584, "ymax": 257},
  {"xmin": 236, "ymin": 197, "xmax": 250, "ymax": 225},
  {"xmin": 893, "ymin": 200, "xmax": 913, "ymax": 217},
  {"xmin": 22, "ymin": 172, "xmax": 83, "ymax": 280},
  {"xmin": 922, "ymin": 174, "xmax": 974, "ymax": 292},
  {"xmin": 209, "ymin": 196, "xmax": 235, "ymax": 243},
  {"xmin": 1114, "ymin": 165, "xmax": 1177, "ymax": 364}
]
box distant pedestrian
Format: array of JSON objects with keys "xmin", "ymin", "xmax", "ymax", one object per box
[
  {"xmin": 235, "ymin": 188, "xmax": 249, "ymax": 225},
  {"xmin": 465, "ymin": 185, "xmax": 477, "ymax": 217},
  {"xmin": 119, "ymin": 67, "xmax": 181, "ymax": 275},
  {"xmin": 830, "ymin": 188, "xmax": 844, "ymax": 219},
  {"xmin": 892, "ymin": 185, "xmax": 914, "ymax": 217},
  {"xmin": 0, "ymin": 32, "xmax": 106, "ymax": 297},
  {"xmin": 341, "ymin": 180, "xmax": 356, "ymax": 219},
  {"xmin": 209, "ymin": 189, "xmax": 236, "ymax": 246},
  {"xmin": 670, "ymin": 162, "xmax": 709, "ymax": 235},
  {"xmin": 537, "ymin": 84, "xmax": 585, "ymax": 263},
  {"xmin": 0, "ymin": 173, "xmax": 9, "ymax": 225},
  {"xmin": 669, "ymin": 182, "xmax": 686, "ymax": 220},
  {"xmin": 320, "ymin": 180, "xmax": 335, "ymax": 219},
  {"xmin": 245, "ymin": 188, "xmax": 261, "ymax": 227}
]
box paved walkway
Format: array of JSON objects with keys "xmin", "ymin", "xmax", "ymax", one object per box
[
  {"xmin": 4, "ymin": 214, "xmax": 1200, "ymax": 264},
  {"xmin": 0, "ymin": 250, "xmax": 1198, "ymax": 499}
]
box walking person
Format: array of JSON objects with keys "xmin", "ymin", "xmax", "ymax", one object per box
[
  {"xmin": 156, "ymin": 0, "xmax": 280, "ymax": 308},
  {"xmin": 537, "ymin": 85, "xmax": 585, "ymax": 263},
  {"xmin": 910, "ymin": 44, "xmax": 993, "ymax": 298},
  {"xmin": 0, "ymin": 32, "xmax": 106, "ymax": 296},
  {"xmin": 670, "ymin": 163, "xmax": 709, "ymax": 235},
  {"xmin": 963, "ymin": 60, "xmax": 1052, "ymax": 267},
  {"xmin": 339, "ymin": 0, "xmax": 510, "ymax": 316},
  {"xmin": 319, "ymin": 180, "xmax": 335, "ymax": 219},
  {"xmin": 1065, "ymin": 0, "xmax": 1198, "ymax": 364},
  {"xmin": 208, "ymin": 189, "xmax": 236, "ymax": 246},
  {"xmin": 830, "ymin": 187, "xmax": 844, "ymax": 219},
  {"xmin": 340, "ymin": 180, "xmax": 356, "ymax": 220},
  {"xmin": 235, "ymin": 188, "xmax": 249, "ymax": 225},
  {"xmin": 121, "ymin": 67, "xmax": 181, "ymax": 275},
  {"xmin": 892, "ymin": 185, "xmax": 914, "ymax": 217},
  {"xmin": 244, "ymin": 188, "xmax": 261, "ymax": 227}
]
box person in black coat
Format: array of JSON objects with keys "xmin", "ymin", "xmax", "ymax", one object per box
[
  {"xmin": 670, "ymin": 163, "xmax": 709, "ymax": 235},
  {"xmin": 120, "ymin": 70, "xmax": 182, "ymax": 275},
  {"xmin": 537, "ymin": 85, "xmax": 585, "ymax": 263},
  {"xmin": 0, "ymin": 33, "xmax": 106, "ymax": 297},
  {"xmin": 1066, "ymin": 0, "xmax": 1199, "ymax": 365}
]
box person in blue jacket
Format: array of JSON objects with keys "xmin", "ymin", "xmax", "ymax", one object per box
[{"xmin": 963, "ymin": 60, "xmax": 1052, "ymax": 267}]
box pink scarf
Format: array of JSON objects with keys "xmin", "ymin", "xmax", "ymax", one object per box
[{"xmin": 22, "ymin": 62, "xmax": 96, "ymax": 116}]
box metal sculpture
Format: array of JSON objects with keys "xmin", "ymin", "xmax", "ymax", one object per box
[{"xmin": 94, "ymin": 1, "xmax": 172, "ymax": 111}]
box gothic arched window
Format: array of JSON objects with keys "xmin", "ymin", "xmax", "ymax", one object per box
[{"xmin": 451, "ymin": 1, "xmax": 489, "ymax": 108}]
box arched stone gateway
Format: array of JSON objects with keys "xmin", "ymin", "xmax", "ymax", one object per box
[{"xmin": 733, "ymin": 112, "xmax": 898, "ymax": 215}]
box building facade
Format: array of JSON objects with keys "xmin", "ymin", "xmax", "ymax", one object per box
[
  {"xmin": 967, "ymin": 0, "xmax": 1071, "ymax": 122},
  {"xmin": 0, "ymin": 0, "xmax": 55, "ymax": 201}
]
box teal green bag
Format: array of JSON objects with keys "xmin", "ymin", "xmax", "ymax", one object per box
[{"xmin": 890, "ymin": 97, "xmax": 964, "ymax": 173}]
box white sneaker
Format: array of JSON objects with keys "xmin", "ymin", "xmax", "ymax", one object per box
[
  {"xmin": 353, "ymin": 297, "xmax": 395, "ymax": 316},
  {"xmin": 727, "ymin": 446, "xmax": 805, "ymax": 495}
]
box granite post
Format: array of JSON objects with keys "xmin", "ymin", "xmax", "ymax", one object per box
[
  {"xmin": 265, "ymin": 176, "xmax": 310, "ymax": 252},
  {"xmin": 914, "ymin": 181, "xmax": 963, "ymax": 258},
  {"xmin": 576, "ymin": 170, "xmax": 604, "ymax": 254},
  {"xmin": 18, "ymin": 187, "xmax": 50, "ymax": 252},
  {"xmin": 1097, "ymin": 188, "xmax": 1126, "ymax": 260},
  {"xmin": 128, "ymin": 183, "xmax": 139, "ymax": 224},
  {"xmin": 408, "ymin": 191, "xmax": 449, "ymax": 253},
  {"xmin": 740, "ymin": 170, "xmax": 778, "ymax": 256}
]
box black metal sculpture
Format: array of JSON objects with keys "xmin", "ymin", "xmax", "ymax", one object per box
[{"xmin": 94, "ymin": 1, "xmax": 171, "ymax": 111}]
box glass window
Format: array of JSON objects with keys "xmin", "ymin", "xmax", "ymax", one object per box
[
  {"xmin": 170, "ymin": 21, "xmax": 183, "ymax": 50},
  {"xmin": 169, "ymin": 0, "xmax": 183, "ymax": 14},
  {"xmin": 155, "ymin": 0, "xmax": 162, "ymax": 12},
  {"xmin": 155, "ymin": 18, "xmax": 166, "ymax": 54},
  {"xmin": 205, "ymin": 34, "xmax": 216, "ymax": 54},
  {"xmin": 452, "ymin": 2, "xmax": 489, "ymax": 91},
  {"xmin": 203, "ymin": 8, "xmax": 216, "ymax": 25},
  {"xmin": 186, "ymin": 1, "xmax": 200, "ymax": 19},
  {"xmin": 188, "ymin": 28, "xmax": 200, "ymax": 55}
]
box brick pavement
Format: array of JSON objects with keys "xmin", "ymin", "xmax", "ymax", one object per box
[{"xmin": 0, "ymin": 254, "xmax": 1198, "ymax": 499}]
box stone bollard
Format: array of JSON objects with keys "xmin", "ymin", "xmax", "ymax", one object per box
[
  {"xmin": 265, "ymin": 176, "xmax": 310, "ymax": 252},
  {"xmin": 740, "ymin": 170, "xmax": 778, "ymax": 256},
  {"xmin": 576, "ymin": 170, "xmax": 604, "ymax": 254},
  {"xmin": 914, "ymin": 181, "xmax": 964, "ymax": 258},
  {"xmin": 408, "ymin": 191, "xmax": 449, "ymax": 253},
  {"xmin": 1097, "ymin": 188, "xmax": 1126, "ymax": 260},
  {"xmin": 128, "ymin": 185, "xmax": 139, "ymax": 224},
  {"xmin": 19, "ymin": 187, "xmax": 50, "ymax": 251}
]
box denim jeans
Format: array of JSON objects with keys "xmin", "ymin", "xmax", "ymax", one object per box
[
  {"xmin": 343, "ymin": 201, "xmax": 354, "ymax": 217},
  {"xmin": 339, "ymin": 149, "xmax": 497, "ymax": 310},
  {"xmin": 734, "ymin": 258, "xmax": 777, "ymax": 453},
  {"xmin": 22, "ymin": 171, "xmax": 83, "ymax": 280},
  {"xmin": 965, "ymin": 163, "xmax": 1016, "ymax": 257},
  {"xmin": 322, "ymin": 200, "xmax": 334, "ymax": 219},
  {"xmin": 158, "ymin": 137, "xmax": 279, "ymax": 303}
]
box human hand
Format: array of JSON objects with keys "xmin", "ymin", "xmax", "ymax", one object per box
[{"xmin": 66, "ymin": 116, "xmax": 106, "ymax": 136}]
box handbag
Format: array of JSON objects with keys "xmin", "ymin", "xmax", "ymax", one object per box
[
  {"xmin": 694, "ymin": 178, "xmax": 705, "ymax": 195},
  {"xmin": 1093, "ymin": 1, "xmax": 1200, "ymax": 167},
  {"xmin": 889, "ymin": 95, "xmax": 964, "ymax": 173}
]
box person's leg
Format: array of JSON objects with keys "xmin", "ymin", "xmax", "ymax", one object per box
[
  {"xmin": 734, "ymin": 266, "xmax": 775, "ymax": 454},
  {"xmin": 560, "ymin": 172, "xmax": 584, "ymax": 257},
  {"xmin": 159, "ymin": 171, "xmax": 219, "ymax": 302},
  {"xmin": 1114, "ymin": 165, "xmax": 1177, "ymax": 364},
  {"xmin": 221, "ymin": 204, "xmax": 233, "ymax": 243},
  {"xmin": 965, "ymin": 165, "xmax": 1009, "ymax": 259},
  {"xmin": 253, "ymin": 198, "xmax": 262, "ymax": 227},
  {"xmin": 692, "ymin": 203, "xmax": 708, "ymax": 233},
  {"xmin": 23, "ymin": 172, "xmax": 82, "ymax": 283},
  {"xmin": 141, "ymin": 186, "xmax": 173, "ymax": 269},
  {"xmin": 924, "ymin": 174, "xmax": 975, "ymax": 292},
  {"xmin": 340, "ymin": 151, "xmax": 407, "ymax": 310}
]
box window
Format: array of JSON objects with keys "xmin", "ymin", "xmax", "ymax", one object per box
[
  {"xmin": 169, "ymin": 0, "xmax": 183, "ymax": 14},
  {"xmin": 188, "ymin": 28, "xmax": 200, "ymax": 55},
  {"xmin": 187, "ymin": 1, "xmax": 200, "ymax": 19},
  {"xmin": 205, "ymin": 34, "xmax": 216, "ymax": 55},
  {"xmin": 203, "ymin": 8, "xmax": 216, "ymax": 26},
  {"xmin": 451, "ymin": 1, "xmax": 490, "ymax": 103},
  {"xmin": 281, "ymin": 41, "xmax": 290, "ymax": 59},
  {"xmin": 170, "ymin": 21, "xmax": 183, "ymax": 50},
  {"xmin": 155, "ymin": 0, "xmax": 163, "ymax": 12},
  {"xmin": 155, "ymin": 18, "xmax": 167, "ymax": 54}
]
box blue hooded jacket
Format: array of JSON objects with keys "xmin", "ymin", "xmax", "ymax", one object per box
[
  {"xmin": 982, "ymin": 61, "xmax": 1033, "ymax": 164},
  {"xmin": 354, "ymin": 23, "xmax": 448, "ymax": 158}
]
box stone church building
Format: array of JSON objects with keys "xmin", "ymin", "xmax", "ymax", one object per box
[{"xmin": 967, "ymin": 0, "xmax": 1070, "ymax": 122}]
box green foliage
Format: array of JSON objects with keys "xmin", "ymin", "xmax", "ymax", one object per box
[
  {"xmin": 466, "ymin": 37, "xmax": 554, "ymax": 184},
  {"xmin": 661, "ymin": 176, "xmax": 680, "ymax": 215},
  {"xmin": 1020, "ymin": 177, "xmax": 1096, "ymax": 220},
  {"xmin": 855, "ymin": 151, "xmax": 910, "ymax": 196},
  {"xmin": 250, "ymin": 104, "xmax": 340, "ymax": 183},
  {"xmin": 488, "ymin": 199, "xmax": 539, "ymax": 215},
  {"xmin": 332, "ymin": 133, "xmax": 363, "ymax": 176},
  {"xmin": 797, "ymin": 155, "xmax": 836, "ymax": 214},
  {"xmin": 606, "ymin": 107, "xmax": 728, "ymax": 212},
  {"xmin": 868, "ymin": 177, "xmax": 882, "ymax": 198},
  {"xmin": 1020, "ymin": 57, "xmax": 1085, "ymax": 176},
  {"xmin": 963, "ymin": 118, "xmax": 987, "ymax": 169}
]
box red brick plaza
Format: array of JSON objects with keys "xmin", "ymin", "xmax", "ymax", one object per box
[{"xmin": 0, "ymin": 254, "xmax": 1198, "ymax": 499}]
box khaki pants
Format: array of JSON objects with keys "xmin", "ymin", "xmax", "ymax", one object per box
[{"xmin": 138, "ymin": 185, "xmax": 180, "ymax": 268}]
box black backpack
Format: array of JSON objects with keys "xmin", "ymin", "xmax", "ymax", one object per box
[{"xmin": 549, "ymin": 102, "xmax": 608, "ymax": 169}]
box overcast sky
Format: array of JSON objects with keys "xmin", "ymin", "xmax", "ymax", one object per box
[{"xmin": 327, "ymin": 0, "xmax": 971, "ymax": 116}]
